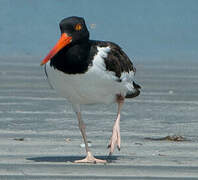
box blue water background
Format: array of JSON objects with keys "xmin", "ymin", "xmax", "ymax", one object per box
[{"xmin": 0, "ymin": 0, "xmax": 198, "ymax": 62}]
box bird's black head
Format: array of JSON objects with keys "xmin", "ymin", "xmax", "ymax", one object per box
[
  {"xmin": 59, "ymin": 16, "xmax": 89, "ymax": 43},
  {"xmin": 41, "ymin": 16, "xmax": 89, "ymax": 66}
]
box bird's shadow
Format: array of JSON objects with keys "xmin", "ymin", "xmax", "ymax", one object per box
[{"xmin": 27, "ymin": 155, "xmax": 119, "ymax": 163}]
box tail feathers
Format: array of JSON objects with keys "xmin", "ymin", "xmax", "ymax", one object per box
[
  {"xmin": 133, "ymin": 81, "xmax": 141, "ymax": 89},
  {"xmin": 125, "ymin": 81, "xmax": 141, "ymax": 98}
]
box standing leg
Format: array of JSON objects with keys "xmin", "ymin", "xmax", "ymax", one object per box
[
  {"xmin": 108, "ymin": 95, "xmax": 124, "ymax": 155},
  {"xmin": 72, "ymin": 105, "xmax": 106, "ymax": 163}
]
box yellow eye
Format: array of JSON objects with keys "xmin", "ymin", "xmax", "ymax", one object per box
[{"xmin": 75, "ymin": 23, "xmax": 82, "ymax": 31}]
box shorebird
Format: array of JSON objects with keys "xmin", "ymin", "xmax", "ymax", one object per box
[{"xmin": 41, "ymin": 16, "xmax": 141, "ymax": 163}]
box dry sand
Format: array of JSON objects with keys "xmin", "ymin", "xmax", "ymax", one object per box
[{"xmin": 0, "ymin": 57, "xmax": 198, "ymax": 179}]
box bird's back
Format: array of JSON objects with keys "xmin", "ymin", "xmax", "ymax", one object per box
[{"xmin": 88, "ymin": 40, "xmax": 141, "ymax": 98}]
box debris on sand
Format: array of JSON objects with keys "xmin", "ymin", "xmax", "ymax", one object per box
[
  {"xmin": 134, "ymin": 142, "xmax": 143, "ymax": 145},
  {"xmin": 80, "ymin": 141, "xmax": 92, "ymax": 148},
  {"xmin": 65, "ymin": 138, "xmax": 71, "ymax": 142},
  {"xmin": 145, "ymin": 135, "xmax": 187, "ymax": 142},
  {"xmin": 13, "ymin": 138, "xmax": 24, "ymax": 141}
]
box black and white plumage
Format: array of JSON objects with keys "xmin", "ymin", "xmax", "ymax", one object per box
[{"xmin": 41, "ymin": 16, "xmax": 141, "ymax": 163}]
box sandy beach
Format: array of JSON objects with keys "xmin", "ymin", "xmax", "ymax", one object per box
[
  {"xmin": 0, "ymin": 57, "xmax": 198, "ymax": 179},
  {"xmin": 1, "ymin": 0, "xmax": 198, "ymax": 179}
]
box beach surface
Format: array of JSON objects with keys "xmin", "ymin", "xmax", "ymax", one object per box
[{"xmin": 0, "ymin": 57, "xmax": 198, "ymax": 179}]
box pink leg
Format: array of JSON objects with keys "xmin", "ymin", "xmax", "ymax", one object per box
[
  {"xmin": 74, "ymin": 112, "xmax": 106, "ymax": 163},
  {"xmin": 108, "ymin": 95, "xmax": 124, "ymax": 155}
]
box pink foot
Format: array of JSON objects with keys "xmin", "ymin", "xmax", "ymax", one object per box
[
  {"xmin": 74, "ymin": 152, "xmax": 106, "ymax": 163},
  {"xmin": 108, "ymin": 120, "xmax": 121, "ymax": 155}
]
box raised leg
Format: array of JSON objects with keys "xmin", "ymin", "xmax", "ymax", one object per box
[
  {"xmin": 108, "ymin": 95, "xmax": 124, "ymax": 155},
  {"xmin": 74, "ymin": 110, "xmax": 106, "ymax": 163}
]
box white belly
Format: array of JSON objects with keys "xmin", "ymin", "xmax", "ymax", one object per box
[{"xmin": 45, "ymin": 62, "xmax": 127, "ymax": 105}]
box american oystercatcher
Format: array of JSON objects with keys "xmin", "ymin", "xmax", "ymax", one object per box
[{"xmin": 41, "ymin": 16, "xmax": 141, "ymax": 163}]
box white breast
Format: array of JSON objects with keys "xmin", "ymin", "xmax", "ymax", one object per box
[{"xmin": 45, "ymin": 46, "xmax": 132, "ymax": 105}]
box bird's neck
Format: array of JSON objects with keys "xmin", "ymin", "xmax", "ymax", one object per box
[{"xmin": 50, "ymin": 40, "xmax": 91, "ymax": 74}]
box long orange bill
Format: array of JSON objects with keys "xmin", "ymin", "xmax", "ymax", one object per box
[{"xmin": 40, "ymin": 33, "xmax": 72, "ymax": 66}]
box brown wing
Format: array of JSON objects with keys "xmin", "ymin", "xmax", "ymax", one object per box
[{"xmin": 103, "ymin": 41, "xmax": 136, "ymax": 79}]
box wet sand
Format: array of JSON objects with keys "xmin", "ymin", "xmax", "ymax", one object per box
[{"xmin": 0, "ymin": 57, "xmax": 198, "ymax": 179}]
